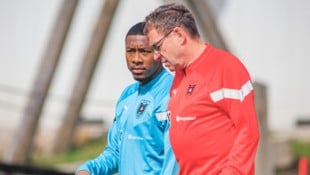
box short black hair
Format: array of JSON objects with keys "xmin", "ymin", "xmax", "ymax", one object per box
[{"xmin": 126, "ymin": 22, "xmax": 145, "ymax": 37}]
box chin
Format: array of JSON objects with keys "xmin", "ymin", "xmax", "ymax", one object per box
[{"xmin": 134, "ymin": 76, "xmax": 145, "ymax": 81}]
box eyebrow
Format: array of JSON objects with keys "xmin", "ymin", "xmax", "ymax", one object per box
[{"xmin": 126, "ymin": 48, "xmax": 152, "ymax": 52}]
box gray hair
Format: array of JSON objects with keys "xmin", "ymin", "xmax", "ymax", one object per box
[{"xmin": 144, "ymin": 3, "xmax": 200, "ymax": 38}]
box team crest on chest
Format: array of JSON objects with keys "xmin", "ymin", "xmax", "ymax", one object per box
[
  {"xmin": 136, "ymin": 99, "xmax": 150, "ymax": 118},
  {"xmin": 186, "ymin": 84, "xmax": 196, "ymax": 95}
]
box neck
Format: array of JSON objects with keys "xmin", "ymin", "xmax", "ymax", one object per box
[{"xmin": 139, "ymin": 66, "xmax": 163, "ymax": 85}]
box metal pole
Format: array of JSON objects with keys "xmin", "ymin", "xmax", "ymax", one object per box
[
  {"xmin": 53, "ymin": 0, "xmax": 120, "ymax": 153},
  {"xmin": 3, "ymin": 0, "xmax": 79, "ymax": 164},
  {"xmin": 185, "ymin": 0, "xmax": 229, "ymax": 51}
]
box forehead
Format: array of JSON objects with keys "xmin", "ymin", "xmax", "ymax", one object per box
[
  {"xmin": 126, "ymin": 35, "xmax": 150, "ymax": 47},
  {"xmin": 146, "ymin": 29, "xmax": 162, "ymax": 44}
]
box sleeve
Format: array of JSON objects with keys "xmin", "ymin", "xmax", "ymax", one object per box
[
  {"xmin": 75, "ymin": 87, "xmax": 136, "ymax": 175},
  {"xmin": 75, "ymin": 120, "xmax": 119, "ymax": 175},
  {"xmin": 213, "ymin": 58, "xmax": 260, "ymax": 174},
  {"xmin": 160, "ymin": 128, "xmax": 179, "ymax": 175}
]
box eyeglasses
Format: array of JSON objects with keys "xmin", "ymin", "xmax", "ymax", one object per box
[{"xmin": 150, "ymin": 30, "xmax": 173, "ymax": 52}]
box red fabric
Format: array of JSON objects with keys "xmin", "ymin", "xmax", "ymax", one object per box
[
  {"xmin": 169, "ymin": 44, "xmax": 260, "ymax": 175},
  {"xmin": 298, "ymin": 157, "xmax": 308, "ymax": 175}
]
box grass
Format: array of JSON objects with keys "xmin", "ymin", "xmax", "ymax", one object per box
[
  {"xmin": 292, "ymin": 139, "xmax": 310, "ymax": 158},
  {"xmin": 274, "ymin": 140, "xmax": 310, "ymax": 175},
  {"xmin": 31, "ymin": 137, "xmax": 310, "ymax": 172},
  {"xmin": 32, "ymin": 138, "xmax": 107, "ymax": 168}
]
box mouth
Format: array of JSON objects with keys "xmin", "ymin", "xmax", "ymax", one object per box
[
  {"xmin": 163, "ymin": 63, "xmax": 170, "ymax": 67},
  {"xmin": 162, "ymin": 60, "xmax": 170, "ymax": 66},
  {"xmin": 131, "ymin": 68, "xmax": 145, "ymax": 74}
]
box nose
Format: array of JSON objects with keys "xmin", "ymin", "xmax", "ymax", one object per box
[
  {"xmin": 153, "ymin": 52, "xmax": 161, "ymax": 61},
  {"xmin": 132, "ymin": 53, "xmax": 143, "ymax": 63}
]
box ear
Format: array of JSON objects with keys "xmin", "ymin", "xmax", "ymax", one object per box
[{"xmin": 173, "ymin": 27, "xmax": 186, "ymax": 45}]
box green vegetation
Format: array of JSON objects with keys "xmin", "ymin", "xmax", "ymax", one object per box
[
  {"xmin": 31, "ymin": 137, "xmax": 310, "ymax": 173},
  {"xmin": 292, "ymin": 140, "xmax": 310, "ymax": 158},
  {"xmin": 32, "ymin": 138, "xmax": 106, "ymax": 168}
]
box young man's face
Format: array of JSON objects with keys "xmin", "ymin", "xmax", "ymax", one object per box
[{"xmin": 125, "ymin": 35, "xmax": 162, "ymax": 84}]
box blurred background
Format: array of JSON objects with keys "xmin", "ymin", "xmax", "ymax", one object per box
[{"xmin": 0, "ymin": 0, "xmax": 309, "ymax": 174}]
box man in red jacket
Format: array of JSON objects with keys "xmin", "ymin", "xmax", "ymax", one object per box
[{"xmin": 144, "ymin": 3, "xmax": 260, "ymax": 175}]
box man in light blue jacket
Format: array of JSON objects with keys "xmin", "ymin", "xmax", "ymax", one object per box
[{"xmin": 76, "ymin": 22, "xmax": 178, "ymax": 175}]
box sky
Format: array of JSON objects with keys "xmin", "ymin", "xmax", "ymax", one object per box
[{"xmin": 0, "ymin": 0, "xmax": 310, "ymax": 131}]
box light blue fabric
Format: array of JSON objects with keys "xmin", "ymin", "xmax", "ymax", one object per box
[{"xmin": 76, "ymin": 69, "xmax": 178, "ymax": 175}]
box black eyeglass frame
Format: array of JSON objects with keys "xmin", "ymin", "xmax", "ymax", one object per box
[{"xmin": 150, "ymin": 30, "xmax": 173, "ymax": 52}]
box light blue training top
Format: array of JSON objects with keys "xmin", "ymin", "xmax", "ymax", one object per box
[{"xmin": 76, "ymin": 69, "xmax": 178, "ymax": 175}]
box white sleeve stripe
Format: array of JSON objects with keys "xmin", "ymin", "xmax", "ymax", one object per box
[
  {"xmin": 210, "ymin": 80, "xmax": 253, "ymax": 102},
  {"xmin": 155, "ymin": 112, "xmax": 168, "ymax": 121}
]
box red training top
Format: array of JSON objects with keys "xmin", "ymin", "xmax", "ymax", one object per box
[{"xmin": 169, "ymin": 44, "xmax": 260, "ymax": 175}]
